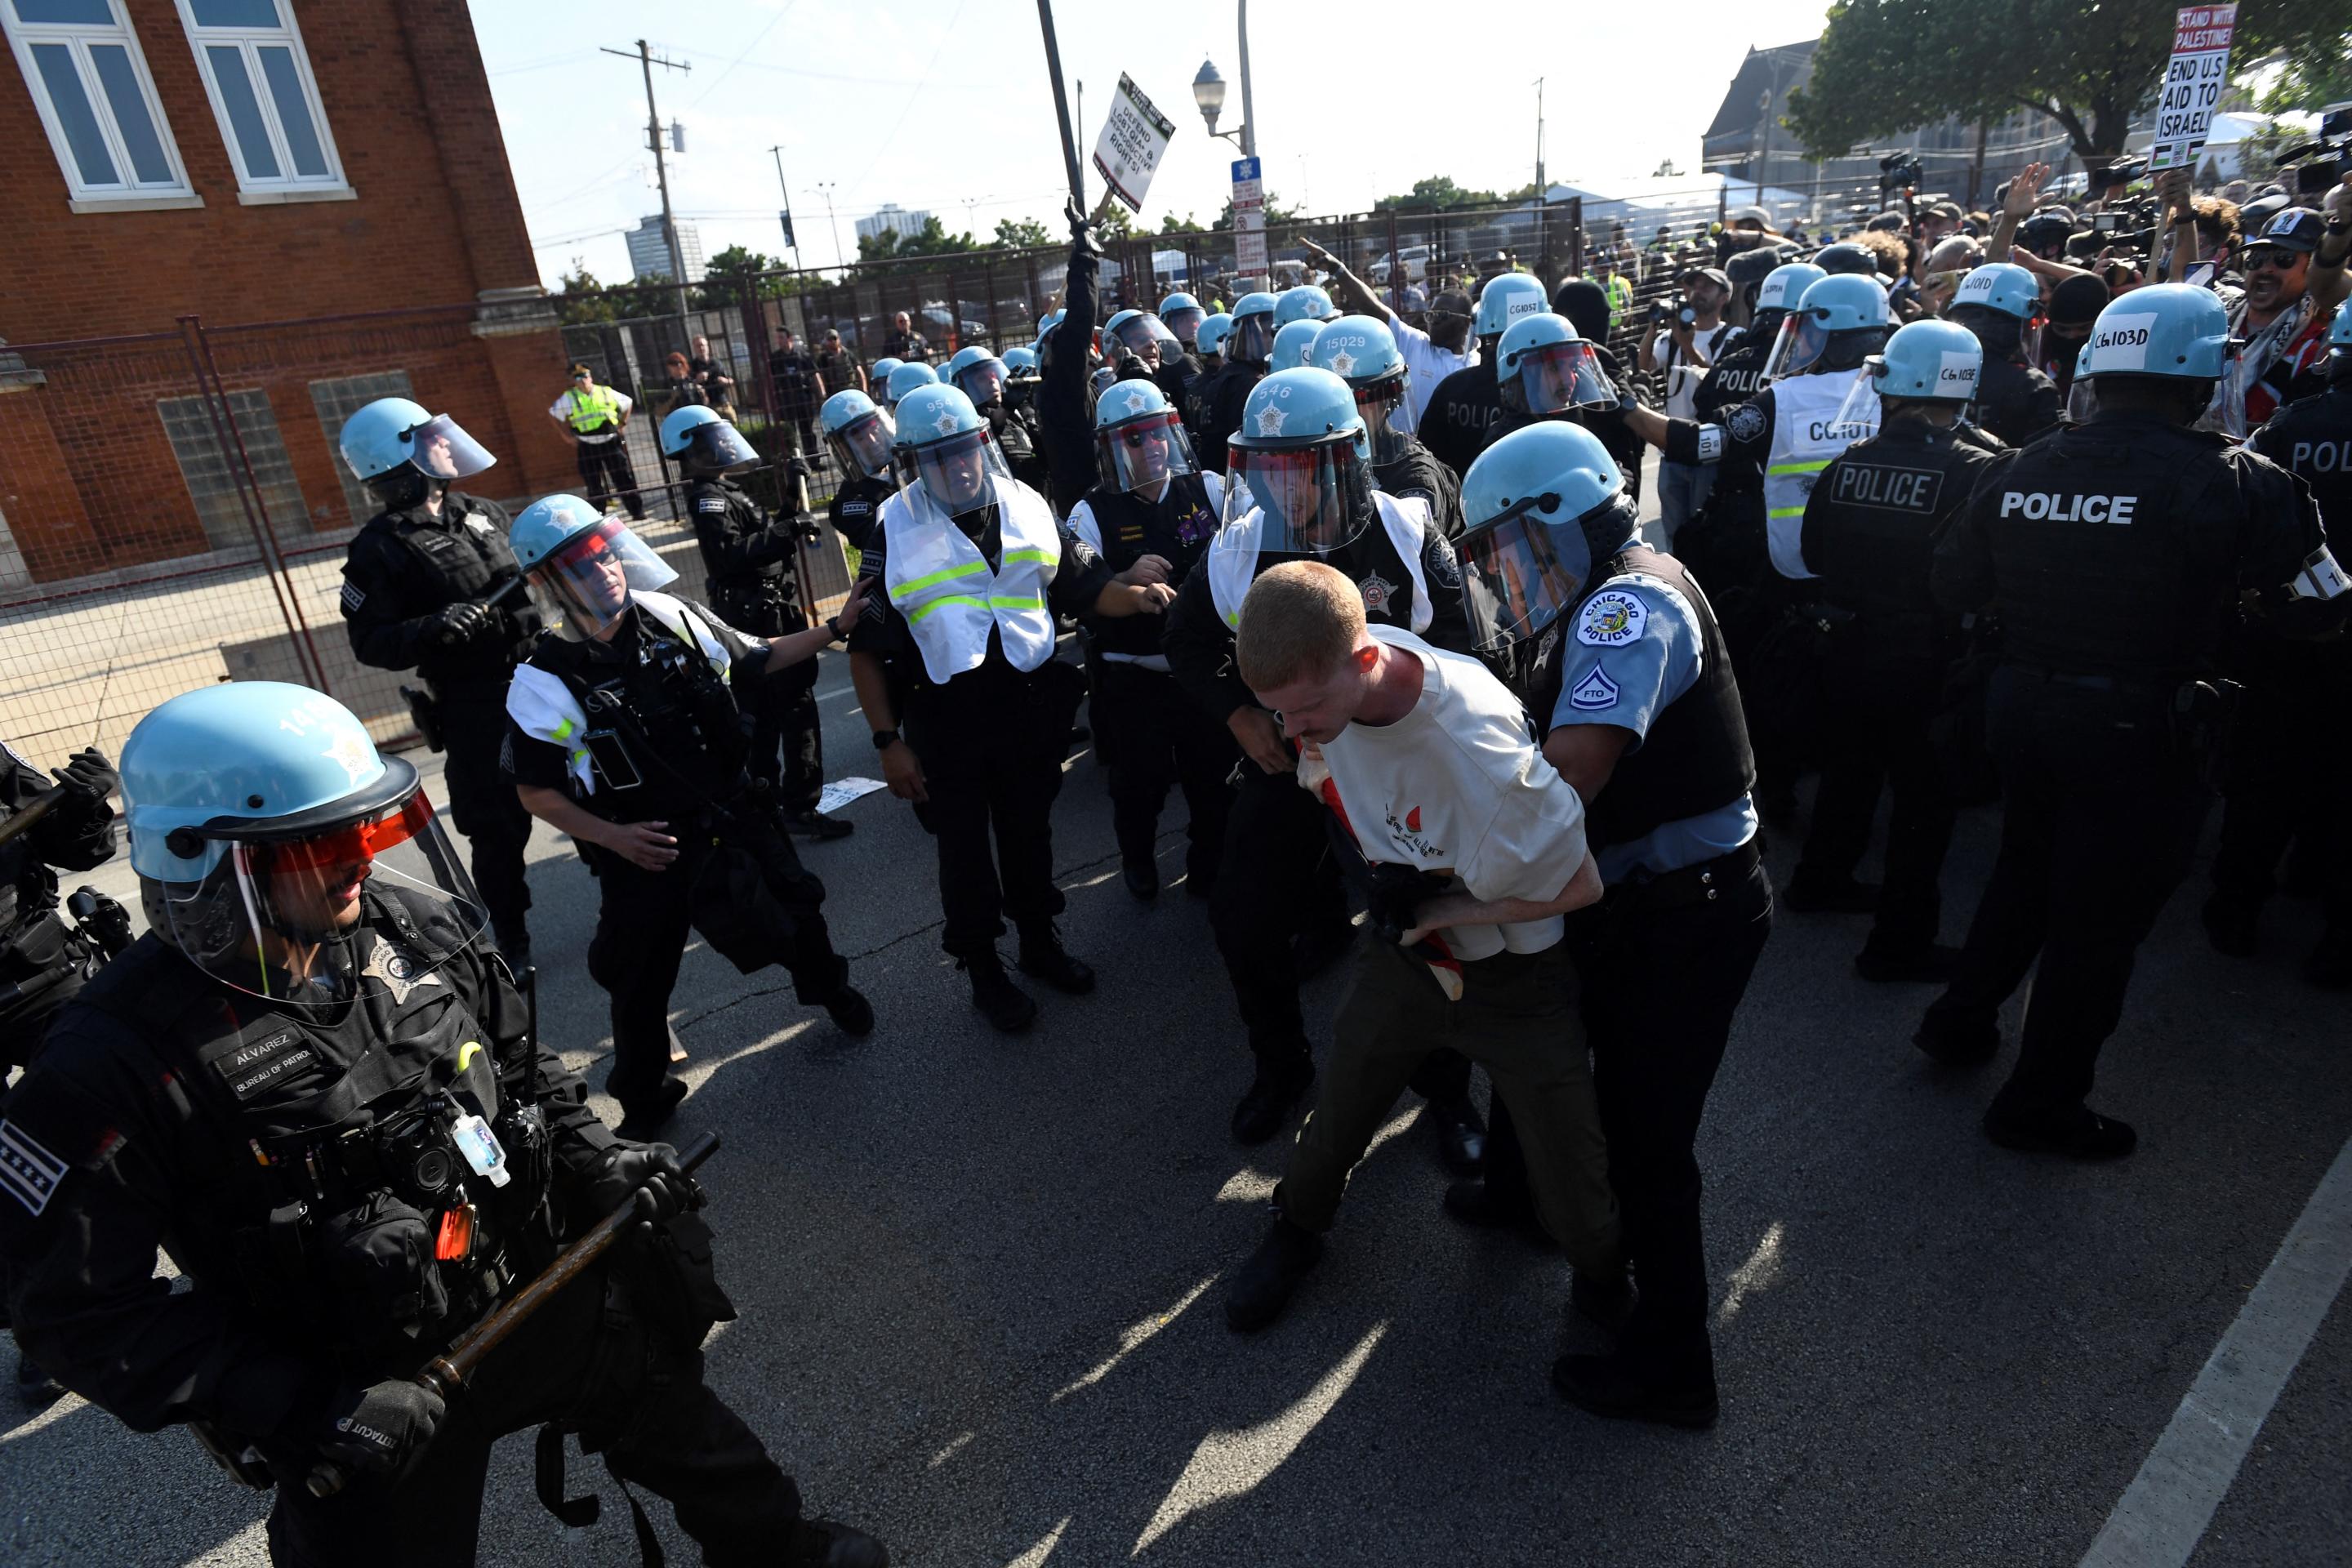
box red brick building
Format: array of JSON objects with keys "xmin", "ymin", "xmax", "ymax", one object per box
[{"xmin": 0, "ymin": 0, "xmax": 575, "ymax": 589}]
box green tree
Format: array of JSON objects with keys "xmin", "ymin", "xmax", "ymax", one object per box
[
  {"xmin": 1785, "ymin": 0, "xmax": 2330, "ymax": 164},
  {"xmin": 1158, "ymin": 211, "xmax": 1207, "ymax": 234},
  {"xmin": 695, "ymin": 243, "xmax": 786, "ymax": 308},
  {"xmin": 2256, "ymin": 32, "xmax": 2352, "ymax": 113},
  {"xmin": 1375, "ymin": 175, "xmax": 1503, "ymax": 212},
  {"xmin": 857, "ymin": 215, "xmax": 981, "ymax": 262},
  {"xmin": 552, "ymin": 260, "xmax": 667, "ymax": 325},
  {"xmin": 994, "ymin": 216, "xmax": 1053, "ymax": 249}
]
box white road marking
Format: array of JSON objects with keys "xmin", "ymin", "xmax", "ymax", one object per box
[
  {"xmin": 1717, "ymin": 1220, "xmax": 1786, "ymax": 1326},
  {"xmin": 2078, "ymin": 1131, "xmax": 2352, "ymax": 1568},
  {"xmin": 1007, "ymin": 1516, "xmax": 1071, "ymax": 1567}
]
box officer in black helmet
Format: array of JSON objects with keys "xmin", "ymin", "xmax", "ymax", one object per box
[
  {"xmin": 1915, "ymin": 286, "xmax": 2347, "ymax": 1157},
  {"xmin": 669, "ymin": 405, "xmax": 849, "ymax": 843}
]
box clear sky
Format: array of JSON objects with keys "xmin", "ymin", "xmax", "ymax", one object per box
[{"xmin": 472, "ymin": 0, "xmax": 1844, "ymax": 288}]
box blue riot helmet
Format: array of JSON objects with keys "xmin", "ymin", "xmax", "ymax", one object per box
[
  {"xmin": 1308, "ymin": 314, "xmax": 1411, "ymax": 463},
  {"xmin": 1218, "ymin": 367, "xmax": 1374, "ymax": 555},
  {"xmin": 1160, "ymin": 291, "xmax": 1205, "ymax": 348},
  {"xmin": 1273, "ymin": 284, "xmax": 1338, "ymax": 329},
  {"xmin": 1105, "ymin": 307, "xmax": 1181, "ymax": 369},
  {"xmin": 1762, "ymin": 273, "xmax": 1891, "ymax": 382},
  {"xmin": 510, "ymin": 494, "xmax": 678, "ymax": 641},
  {"xmin": 1867, "ymin": 318, "xmax": 1984, "ymax": 403},
  {"xmin": 1000, "ymin": 344, "xmax": 1040, "ymax": 378},
  {"xmin": 2079, "ymin": 283, "xmax": 2233, "ymax": 382},
  {"xmin": 1456, "ymin": 423, "xmax": 1632, "ymax": 658},
  {"xmin": 1269, "ymin": 318, "xmax": 1322, "ymax": 372},
  {"xmin": 1494, "ymin": 313, "xmax": 1617, "ymax": 418},
  {"xmin": 1093, "ymin": 376, "xmax": 1200, "ymax": 494},
  {"xmin": 1949, "ymin": 261, "xmax": 2039, "ymax": 322},
  {"xmin": 1472, "ymin": 272, "xmax": 1550, "ymax": 343},
  {"xmin": 123, "ymin": 682, "xmax": 486, "ymax": 1009},
  {"xmin": 891, "ymin": 383, "xmax": 1010, "ymax": 516},
  {"xmin": 339, "ymin": 396, "xmax": 497, "ymax": 493},
  {"xmin": 870, "ymin": 356, "xmax": 905, "ymax": 403},
  {"xmin": 1752, "ymin": 261, "xmax": 1827, "ymax": 335},
  {"xmin": 1227, "ymin": 292, "xmax": 1280, "ymax": 366},
  {"xmin": 658, "ymin": 403, "xmax": 760, "ymax": 473},
  {"xmin": 885, "ymin": 359, "xmax": 938, "ymax": 408},
  {"xmin": 944, "ymin": 345, "xmax": 1010, "ymax": 408},
  {"xmin": 1195, "ymin": 312, "xmax": 1234, "ymax": 362},
  {"xmin": 820, "ymin": 389, "xmax": 896, "ymax": 480},
  {"xmin": 2066, "ymin": 341, "xmax": 2099, "ymax": 423},
  {"xmin": 1039, "ymin": 309, "xmax": 1066, "ymax": 341}
]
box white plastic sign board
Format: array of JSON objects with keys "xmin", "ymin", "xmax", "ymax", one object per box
[
  {"xmin": 1231, "ymin": 155, "xmax": 1267, "ymax": 275},
  {"xmin": 1091, "ymin": 73, "xmax": 1175, "ymax": 213},
  {"xmin": 2149, "ymin": 5, "xmax": 2238, "ymax": 172}
]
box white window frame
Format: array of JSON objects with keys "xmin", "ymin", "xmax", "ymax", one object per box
[
  {"xmin": 174, "ymin": 0, "xmax": 350, "ymax": 201},
  {"xmin": 1, "ymin": 0, "xmax": 198, "ymax": 210}
]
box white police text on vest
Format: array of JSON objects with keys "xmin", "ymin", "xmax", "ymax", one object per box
[
  {"xmin": 2289, "ymin": 439, "xmax": 2350, "ymax": 473},
  {"xmin": 1998, "ymin": 491, "xmax": 2137, "ymax": 523},
  {"xmin": 1833, "ymin": 463, "xmax": 1944, "ymax": 511}
]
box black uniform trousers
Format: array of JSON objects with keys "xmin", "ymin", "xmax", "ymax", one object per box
[
  {"xmin": 1486, "ymin": 845, "xmax": 1772, "ymax": 1391},
  {"xmin": 1094, "ymin": 659, "xmax": 1237, "ymax": 884},
  {"xmin": 1207, "ymin": 758, "xmax": 1473, "ymax": 1101},
  {"xmin": 587, "ymin": 813, "xmax": 844, "ymax": 1115},
  {"xmin": 574, "ymin": 439, "xmax": 647, "ymax": 521},
  {"xmin": 906, "ymin": 657, "xmax": 1085, "ymax": 960},
  {"xmin": 437, "ymin": 684, "xmax": 534, "ymax": 956},
  {"xmin": 746, "ymin": 604, "xmax": 825, "ymax": 815},
  {"xmin": 264, "ymin": 1255, "xmax": 801, "ymax": 1568},
  {"xmin": 2212, "ymin": 652, "xmax": 2352, "ymax": 933},
  {"xmin": 1794, "ymin": 652, "xmax": 1958, "ymax": 955},
  {"xmin": 1925, "ymin": 666, "xmax": 2211, "ymax": 1116}
]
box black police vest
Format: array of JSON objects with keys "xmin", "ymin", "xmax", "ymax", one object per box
[
  {"xmin": 2256, "ymin": 383, "xmax": 2352, "ymax": 523},
  {"xmin": 527, "ymin": 608, "xmax": 747, "ymax": 817},
  {"xmin": 830, "ymin": 473, "xmax": 893, "ymax": 553},
  {"xmin": 1327, "ymin": 504, "xmax": 1428, "ymax": 633},
  {"xmin": 1085, "ymin": 476, "xmax": 1219, "ymax": 659},
  {"xmin": 1374, "ymin": 440, "xmax": 1465, "ymax": 541},
  {"xmin": 690, "ymin": 479, "xmax": 793, "ymax": 635},
  {"xmin": 1422, "ymin": 361, "xmax": 1506, "ymax": 480},
  {"xmin": 1695, "ymin": 339, "xmax": 1771, "ymax": 421},
  {"xmin": 1811, "ymin": 423, "xmax": 2001, "ymax": 658},
  {"xmin": 368, "ymin": 493, "xmax": 526, "ymax": 688},
  {"xmin": 1530, "ymin": 546, "xmax": 1756, "ymax": 846},
  {"xmin": 1976, "ymin": 417, "xmax": 2249, "ymax": 679},
  {"xmin": 75, "ymin": 907, "xmax": 553, "ymax": 1354}
]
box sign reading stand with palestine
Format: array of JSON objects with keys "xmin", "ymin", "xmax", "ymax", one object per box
[
  {"xmin": 1091, "ymin": 73, "xmax": 1176, "ymax": 212},
  {"xmin": 2149, "ymin": 4, "xmax": 2238, "ymax": 172}
]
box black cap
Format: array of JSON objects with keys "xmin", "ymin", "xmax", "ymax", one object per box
[
  {"xmin": 2247, "ymin": 207, "xmax": 2324, "ymax": 255},
  {"xmin": 2047, "ymin": 274, "xmax": 2109, "ymax": 327},
  {"xmin": 1680, "ymin": 265, "xmax": 1731, "ymax": 289}
]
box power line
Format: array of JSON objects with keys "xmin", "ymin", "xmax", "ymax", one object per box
[
  {"xmin": 687, "ymin": 2, "xmax": 798, "ymax": 109},
  {"xmin": 843, "ymin": 0, "xmax": 971, "ymax": 200}
]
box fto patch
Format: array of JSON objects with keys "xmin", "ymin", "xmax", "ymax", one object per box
[
  {"xmin": 1576, "ymin": 590, "xmax": 1648, "ymax": 648},
  {"xmin": 1568, "ymin": 665, "xmax": 1621, "ymax": 710},
  {"xmin": 0, "ymin": 1118, "xmax": 69, "ymax": 1218}
]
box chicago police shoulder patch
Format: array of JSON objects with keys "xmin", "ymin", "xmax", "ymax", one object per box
[
  {"xmin": 1727, "ymin": 402, "xmax": 1768, "ymax": 444},
  {"xmin": 1576, "ymin": 589, "xmax": 1649, "ymax": 648},
  {"xmin": 1567, "ymin": 666, "xmax": 1621, "ymax": 711}
]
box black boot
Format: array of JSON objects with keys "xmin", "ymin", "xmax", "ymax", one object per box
[
  {"xmin": 1225, "ymin": 1213, "xmax": 1324, "ymax": 1331},
  {"xmin": 1551, "ymin": 1352, "xmax": 1719, "ymax": 1429},
  {"xmin": 1016, "ymin": 923, "xmax": 1096, "ymax": 994},
  {"xmin": 1424, "ymin": 1095, "xmax": 1486, "ymax": 1175},
  {"xmin": 793, "ymin": 1517, "xmax": 890, "ymax": 1567},
  {"xmin": 1913, "ymin": 1005, "xmax": 1999, "ymax": 1067},
  {"xmin": 1232, "ymin": 1055, "xmax": 1314, "ymax": 1145},
  {"xmin": 782, "ymin": 808, "xmax": 855, "ymax": 841},
  {"xmin": 1122, "ymin": 856, "xmax": 1160, "ymax": 902},
  {"xmin": 824, "ymin": 985, "xmax": 875, "ymax": 1036},
  {"xmin": 15, "ymin": 1352, "xmax": 64, "ymax": 1406},
  {"xmin": 962, "ymin": 953, "xmax": 1039, "ymax": 1032},
  {"xmin": 1441, "ymin": 1178, "xmax": 1544, "ymax": 1239},
  {"xmin": 1570, "ymin": 1267, "xmax": 1639, "ymax": 1333}
]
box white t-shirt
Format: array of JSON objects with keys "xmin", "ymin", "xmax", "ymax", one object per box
[
  {"xmin": 1649, "ymin": 323, "xmax": 1736, "ymax": 421},
  {"xmin": 1320, "ymin": 626, "xmax": 1591, "ymax": 960},
  {"xmin": 550, "ymin": 385, "xmax": 634, "ymax": 443},
  {"xmin": 1384, "ymin": 310, "xmax": 1476, "ymax": 434}
]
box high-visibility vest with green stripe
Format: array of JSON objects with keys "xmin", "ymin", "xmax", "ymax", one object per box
[
  {"xmin": 564, "ymin": 384, "xmax": 623, "ymax": 434},
  {"xmin": 880, "ymin": 475, "xmax": 1062, "ymax": 683},
  {"xmin": 1761, "ymin": 368, "xmax": 1872, "ymax": 581}
]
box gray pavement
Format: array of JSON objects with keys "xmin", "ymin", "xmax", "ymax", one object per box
[{"xmin": 6, "ymin": 630, "xmax": 2351, "ymax": 1565}]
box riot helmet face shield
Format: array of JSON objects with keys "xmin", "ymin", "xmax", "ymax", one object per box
[
  {"xmin": 829, "ymin": 407, "xmax": 897, "ymax": 479},
  {"xmin": 1218, "ymin": 440, "xmax": 1373, "ymax": 556},
  {"xmin": 529, "ymin": 517, "xmax": 679, "ymax": 641},
  {"xmin": 1227, "ymin": 312, "xmax": 1275, "ymax": 366},
  {"xmin": 1099, "ymin": 409, "xmax": 1200, "ymax": 494},
  {"xmin": 1352, "ymin": 375, "xmax": 1411, "ymax": 465},
  {"xmin": 154, "ymin": 783, "xmax": 488, "ymax": 1013},
  {"xmin": 1829, "ymin": 376, "xmax": 1888, "ymax": 442},
  {"xmin": 1162, "ymin": 305, "xmax": 1205, "ymax": 347},
  {"xmin": 682, "ymin": 421, "xmax": 760, "ymax": 474},
  {"xmin": 402, "ymin": 414, "xmax": 497, "ymax": 482},
  {"xmin": 897, "ymin": 426, "xmax": 1012, "ymax": 516},
  {"xmin": 955, "ymin": 358, "xmax": 1008, "ymax": 409},
  {"xmin": 1760, "ymin": 311, "xmax": 1829, "ymax": 383},
  {"xmin": 1457, "ymin": 499, "xmax": 1596, "ymax": 656},
  {"xmin": 1110, "ymin": 313, "xmax": 1179, "ymax": 368},
  {"xmin": 1504, "ymin": 339, "xmax": 1616, "ymax": 417}
]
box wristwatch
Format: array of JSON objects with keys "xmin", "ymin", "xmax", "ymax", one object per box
[{"xmin": 871, "ymin": 728, "xmax": 901, "ymax": 751}]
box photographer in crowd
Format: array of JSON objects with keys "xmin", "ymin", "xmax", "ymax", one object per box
[{"xmin": 1638, "ymin": 265, "xmax": 1739, "ymax": 541}]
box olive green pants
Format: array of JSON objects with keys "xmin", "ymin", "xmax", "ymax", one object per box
[{"xmin": 1279, "ymin": 938, "xmax": 1620, "ymax": 1277}]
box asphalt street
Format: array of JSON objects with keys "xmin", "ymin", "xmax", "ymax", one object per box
[{"xmin": 5, "ymin": 546, "xmax": 2350, "ymax": 1564}]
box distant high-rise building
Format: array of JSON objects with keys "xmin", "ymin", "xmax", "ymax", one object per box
[
  {"xmin": 627, "ymin": 215, "xmax": 706, "ymax": 283},
  {"xmin": 854, "ymin": 203, "xmax": 932, "ymax": 245}
]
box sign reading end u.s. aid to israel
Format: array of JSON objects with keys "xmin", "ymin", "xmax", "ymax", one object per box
[
  {"xmin": 1091, "ymin": 73, "xmax": 1176, "ymax": 214},
  {"xmin": 2149, "ymin": 5, "xmax": 2237, "ymax": 172}
]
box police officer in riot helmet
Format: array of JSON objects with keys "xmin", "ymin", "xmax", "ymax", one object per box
[
  {"xmin": 821, "ymin": 389, "xmax": 898, "ymax": 554},
  {"xmin": 884, "ymin": 359, "xmax": 938, "ymax": 412},
  {"xmin": 848, "ymin": 385, "xmax": 1174, "ymax": 1031},
  {"xmin": 0, "ymin": 682, "xmax": 888, "ymax": 1566},
  {"xmin": 1793, "ymin": 319, "xmax": 2006, "ymax": 970},
  {"xmin": 1309, "ymin": 314, "xmax": 1466, "ymax": 540},
  {"xmin": 669, "ymin": 405, "xmax": 849, "ymax": 843},
  {"xmin": 337, "ymin": 398, "xmax": 539, "ymax": 970},
  {"xmin": 506, "ymin": 498, "xmax": 875, "ymax": 1136},
  {"xmin": 1944, "ymin": 262, "xmax": 2063, "ymax": 446},
  {"xmin": 1163, "ymin": 368, "xmax": 1478, "ymax": 1155},
  {"xmin": 1159, "ymin": 291, "xmax": 1208, "ymax": 354},
  {"xmin": 1067, "ymin": 380, "xmax": 1236, "ymax": 901},
  {"xmin": 1491, "ymin": 311, "xmax": 1625, "ymax": 443},
  {"xmin": 1104, "ymin": 308, "xmax": 1202, "ymax": 413},
  {"xmin": 2212, "ymin": 309, "xmax": 2352, "ymax": 987},
  {"xmin": 1419, "ymin": 272, "xmax": 1551, "ymax": 482},
  {"xmin": 1200, "ymin": 289, "xmax": 1281, "ymax": 476},
  {"xmin": 1917, "ymin": 285, "xmax": 2348, "ymax": 1156},
  {"xmin": 947, "ymin": 345, "xmax": 1049, "ymax": 495},
  {"xmin": 1448, "ymin": 421, "xmax": 1769, "ymax": 1429},
  {"xmin": 1695, "ymin": 261, "xmax": 1824, "ymax": 423},
  {"xmin": 1186, "ymin": 313, "xmax": 1233, "ymax": 441}
]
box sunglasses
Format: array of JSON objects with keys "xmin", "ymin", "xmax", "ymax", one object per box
[
  {"xmin": 2243, "ymin": 250, "xmax": 2301, "ymax": 272},
  {"xmin": 1119, "ymin": 425, "xmax": 1169, "ymax": 448}
]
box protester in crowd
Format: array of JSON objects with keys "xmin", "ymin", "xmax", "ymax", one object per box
[
  {"xmin": 814, "ymin": 327, "xmax": 866, "ymax": 399},
  {"xmin": 2217, "ymin": 203, "xmax": 2348, "ymax": 434},
  {"xmin": 768, "ymin": 328, "xmax": 822, "ymax": 461},
  {"xmin": 1301, "ymin": 236, "xmax": 1474, "ymax": 434}
]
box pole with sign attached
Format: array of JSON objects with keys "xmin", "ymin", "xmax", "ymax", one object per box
[{"xmin": 1231, "ymin": 155, "xmax": 1267, "ymax": 295}]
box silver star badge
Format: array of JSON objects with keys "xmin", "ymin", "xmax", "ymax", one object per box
[
  {"xmin": 1254, "ymin": 404, "xmax": 1288, "ymax": 436},
  {"xmin": 1327, "ymin": 350, "xmax": 1356, "ymax": 379},
  {"xmin": 360, "ymin": 940, "xmax": 443, "ymax": 1005},
  {"xmin": 935, "ymin": 411, "xmax": 960, "ymax": 436}
]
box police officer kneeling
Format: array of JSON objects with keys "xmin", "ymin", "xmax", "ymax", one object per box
[
  {"xmin": 1916, "ymin": 285, "xmax": 2348, "ymax": 1157},
  {"xmin": 0, "ymin": 684, "xmax": 886, "ymax": 1566},
  {"xmin": 504, "ymin": 499, "xmax": 874, "ymax": 1137}
]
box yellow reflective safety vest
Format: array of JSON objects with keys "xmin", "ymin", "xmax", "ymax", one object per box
[
  {"xmin": 1207, "ymin": 491, "xmax": 1433, "ymax": 633},
  {"xmin": 502, "ymin": 590, "xmax": 732, "ymax": 795},
  {"xmin": 1762, "ymin": 368, "xmax": 1871, "ymax": 581},
  {"xmin": 880, "ymin": 476, "xmax": 1063, "ymax": 684},
  {"xmin": 563, "ymin": 385, "xmax": 623, "ymax": 434}
]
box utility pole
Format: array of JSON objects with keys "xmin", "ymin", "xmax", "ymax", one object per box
[
  {"xmin": 768, "ymin": 145, "xmax": 802, "ymax": 271},
  {"xmin": 1534, "ymin": 77, "xmax": 1545, "ymax": 198},
  {"xmin": 1236, "ymin": 0, "xmax": 1256, "ymax": 158},
  {"xmin": 817, "ymin": 180, "xmax": 843, "ymax": 273},
  {"xmin": 603, "ymin": 39, "xmax": 691, "ymax": 318}
]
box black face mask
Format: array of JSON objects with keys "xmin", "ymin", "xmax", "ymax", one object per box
[
  {"xmin": 1815, "ymin": 328, "xmax": 1890, "ymax": 374},
  {"xmin": 367, "ymin": 467, "xmax": 433, "ymax": 512},
  {"xmin": 1955, "ymin": 308, "xmax": 2025, "ymax": 361}
]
